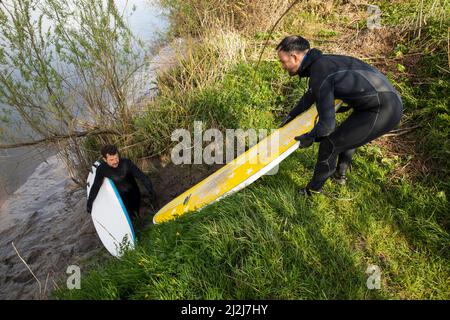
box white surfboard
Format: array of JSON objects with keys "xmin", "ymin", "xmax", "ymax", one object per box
[{"xmin": 86, "ymin": 161, "xmax": 135, "ymax": 257}]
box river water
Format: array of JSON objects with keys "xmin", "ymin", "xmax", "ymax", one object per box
[{"xmin": 0, "ymin": 0, "xmax": 168, "ymax": 299}]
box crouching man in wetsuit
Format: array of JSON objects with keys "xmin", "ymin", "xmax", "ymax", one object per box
[
  {"xmin": 86, "ymin": 144, "xmax": 156, "ymax": 221},
  {"xmin": 277, "ymin": 36, "xmax": 403, "ymax": 195}
]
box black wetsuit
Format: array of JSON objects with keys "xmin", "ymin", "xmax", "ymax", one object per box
[
  {"xmin": 288, "ymin": 48, "xmax": 403, "ymax": 190},
  {"xmin": 87, "ymin": 158, "xmax": 155, "ymax": 218}
]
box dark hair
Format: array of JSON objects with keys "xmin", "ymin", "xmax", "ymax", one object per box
[
  {"xmin": 101, "ymin": 144, "xmax": 118, "ymax": 158},
  {"xmin": 276, "ymin": 36, "xmax": 310, "ymax": 53}
]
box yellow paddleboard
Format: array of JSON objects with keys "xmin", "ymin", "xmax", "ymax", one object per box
[{"xmin": 153, "ymin": 100, "xmax": 343, "ymax": 224}]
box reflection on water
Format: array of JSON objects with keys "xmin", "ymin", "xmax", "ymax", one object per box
[{"xmin": 115, "ymin": 0, "xmax": 168, "ymax": 44}]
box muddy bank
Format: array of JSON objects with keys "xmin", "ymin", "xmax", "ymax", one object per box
[
  {"xmin": 148, "ymin": 158, "xmax": 223, "ymax": 212},
  {"xmin": 0, "ymin": 156, "xmax": 102, "ymax": 300}
]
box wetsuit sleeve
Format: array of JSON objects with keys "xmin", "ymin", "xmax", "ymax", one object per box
[
  {"xmin": 308, "ymin": 78, "xmax": 336, "ymax": 139},
  {"xmin": 288, "ymin": 87, "xmax": 315, "ymax": 118},
  {"xmin": 129, "ymin": 160, "xmax": 155, "ymax": 195},
  {"xmin": 87, "ymin": 166, "xmax": 104, "ymax": 212}
]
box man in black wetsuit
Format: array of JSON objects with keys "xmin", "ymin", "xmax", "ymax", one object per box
[
  {"xmin": 277, "ymin": 36, "xmax": 403, "ymax": 195},
  {"xmin": 87, "ymin": 145, "xmax": 156, "ymax": 220}
]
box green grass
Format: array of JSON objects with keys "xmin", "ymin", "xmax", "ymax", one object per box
[{"xmin": 54, "ymin": 144, "xmax": 449, "ymax": 299}]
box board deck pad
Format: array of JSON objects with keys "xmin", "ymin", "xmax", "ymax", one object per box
[{"xmin": 153, "ymin": 101, "xmax": 343, "ymax": 224}]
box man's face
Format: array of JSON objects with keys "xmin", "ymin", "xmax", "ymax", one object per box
[
  {"xmin": 278, "ymin": 50, "xmax": 305, "ymax": 76},
  {"xmin": 103, "ymin": 153, "xmax": 120, "ymax": 168}
]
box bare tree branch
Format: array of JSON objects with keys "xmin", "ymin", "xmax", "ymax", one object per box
[{"xmin": 0, "ymin": 129, "xmax": 120, "ymax": 149}]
